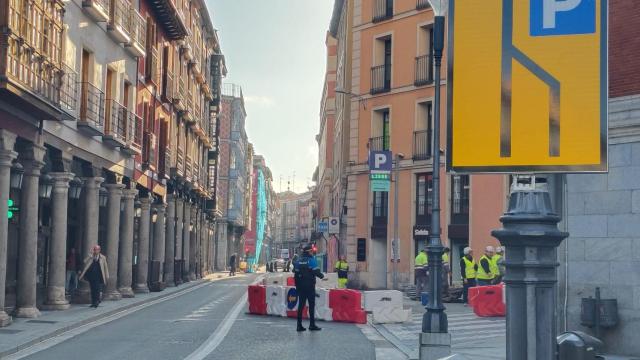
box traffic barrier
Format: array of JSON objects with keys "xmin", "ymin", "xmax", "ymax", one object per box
[
  {"xmin": 329, "ymin": 289, "xmax": 362, "ymax": 310},
  {"xmin": 247, "ymin": 285, "xmax": 267, "ymax": 315},
  {"xmin": 266, "ymin": 285, "xmax": 287, "ymax": 317},
  {"xmin": 263, "ymin": 274, "xmax": 287, "ymax": 286},
  {"xmin": 363, "ymin": 290, "xmax": 403, "ymax": 312},
  {"xmin": 372, "ymin": 307, "xmax": 411, "ymax": 324},
  {"xmin": 332, "ymin": 308, "xmax": 367, "ymax": 324},
  {"xmin": 472, "ymin": 285, "xmax": 505, "ymax": 317},
  {"xmin": 286, "ymin": 276, "xmax": 296, "ymax": 287},
  {"xmin": 285, "ymin": 286, "xmax": 309, "ymax": 319},
  {"xmin": 314, "ymin": 288, "xmax": 333, "ymax": 321}
]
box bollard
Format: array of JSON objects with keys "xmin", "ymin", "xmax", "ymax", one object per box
[{"xmin": 491, "ymin": 176, "xmax": 568, "ymax": 360}]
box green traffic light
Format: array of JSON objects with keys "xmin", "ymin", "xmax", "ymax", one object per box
[
  {"xmin": 8, "ymin": 199, "xmax": 13, "ymax": 207},
  {"xmin": 7, "ymin": 211, "xmax": 12, "ymax": 219}
]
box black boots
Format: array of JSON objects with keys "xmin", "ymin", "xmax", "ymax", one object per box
[
  {"xmin": 297, "ymin": 324, "xmax": 307, "ymax": 332},
  {"xmin": 309, "ymin": 325, "xmax": 321, "ymax": 331}
]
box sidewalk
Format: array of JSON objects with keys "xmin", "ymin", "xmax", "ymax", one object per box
[
  {"xmin": 371, "ymin": 297, "xmax": 506, "ymax": 360},
  {"xmin": 0, "ymin": 272, "xmax": 246, "ymax": 358}
]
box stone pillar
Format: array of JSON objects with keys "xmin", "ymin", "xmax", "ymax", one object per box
[
  {"xmin": 152, "ymin": 202, "xmax": 166, "ymax": 282},
  {"xmin": 182, "ymin": 200, "xmax": 191, "ymax": 281},
  {"xmin": 74, "ymin": 176, "xmax": 104, "ymax": 303},
  {"xmin": 42, "ymin": 172, "xmax": 74, "ymax": 310},
  {"xmin": 201, "ymin": 217, "xmax": 208, "ymax": 276},
  {"xmin": 164, "ymin": 195, "xmax": 176, "ymax": 286},
  {"xmin": 15, "ymin": 143, "xmax": 45, "ymax": 318},
  {"xmin": 117, "ymin": 188, "xmax": 137, "ymax": 298},
  {"xmin": 103, "ymin": 183, "xmax": 124, "ymax": 300},
  {"xmin": 0, "ymin": 130, "xmax": 17, "ymax": 326},
  {"xmin": 175, "ymin": 196, "xmax": 184, "ymax": 284},
  {"xmin": 189, "ymin": 205, "xmax": 197, "ymax": 281},
  {"xmin": 215, "ymin": 223, "xmax": 227, "ymax": 271},
  {"xmin": 134, "ymin": 196, "xmax": 151, "ymax": 293}
]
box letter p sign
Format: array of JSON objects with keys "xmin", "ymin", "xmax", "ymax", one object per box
[
  {"xmin": 369, "ymin": 151, "xmax": 392, "ymax": 172},
  {"xmin": 530, "ymin": 0, "xmax": 596, "ymax": 37}
]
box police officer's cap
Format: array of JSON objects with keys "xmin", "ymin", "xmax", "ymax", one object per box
[{"xmin": 302, "ymin": 244, "xmax": 313, "ymax": 252}]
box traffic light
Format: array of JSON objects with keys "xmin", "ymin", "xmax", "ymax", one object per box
[{"xmin": 7, "ymin": 199, "xmax": 17, "ymax": 219}]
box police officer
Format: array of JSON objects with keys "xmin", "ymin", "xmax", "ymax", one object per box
[
  {"xmin": 293, "ymin": 244, "xmax": 324, "ymax": 332},
  {"xmin": 334, "ymin": 255, "xmax": 349, "ymax": 288}
]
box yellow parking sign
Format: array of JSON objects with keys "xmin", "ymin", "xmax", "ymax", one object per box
[{"xmin": 446, "ymin": 0, "xmax": 608, "ymax": 173}]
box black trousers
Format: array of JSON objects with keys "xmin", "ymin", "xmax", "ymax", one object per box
[
  {"xmin": 89, "ymin": 280, "xmax": 103, "ymax": 306},
  {"xmin": 297, "ymin": 288, "xmax": 316, "ymax": 326},
  {"xmin": 462, "ymin": 278, "xmax": 476, "ymax": 303}
]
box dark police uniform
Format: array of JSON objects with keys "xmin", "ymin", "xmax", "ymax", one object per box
[{"xmin": 293, "ymin": 247, "xmax": 324, "ymax": 331}]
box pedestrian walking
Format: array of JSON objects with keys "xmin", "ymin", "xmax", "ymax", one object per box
[
  {"xmin": 442, "ymin": 247, "xmax": 451, "ymax": 293},
  {"xmin": 491, "ymin": 246, "xmax": 504, "ymax": 284},
  {"xmin": 334, "ymin": 255, "xmax": 349, "ymax": 289},
  {"xmin": 293, "ymin": 244, "xmax": 324, "ymax": 332},
  {"xmin": 414, "ymin": 249, "xmax": 428, "ymax": 300},
  {"xmin": 476, "ymin": 246, "xmax": 496, "ymax": 286},
  {"xmin": 229, "ymin": 253, "xmax": 237, "ymax": 276},
  {"xmin": 460, "ymin": 247, "xmax": 477, "ymax": 304},
  {"xmin": 66, "ymin": 247, "xmax": 81, "ymax": 295},
  {"xmin": 79, "ymin": 245, "xmax": 108, "ymax": 308}
]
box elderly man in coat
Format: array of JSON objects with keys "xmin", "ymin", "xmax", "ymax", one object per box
[{"xmin": 79, "ymin": 245, "xmax": 109, "ymax": 308}]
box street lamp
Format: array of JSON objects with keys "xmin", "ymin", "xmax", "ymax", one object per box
[
  {"xmin": 420, "ymin": 0, "xmax": 450, "ymax": 359},
  {"xmin": 392, "ymin": 152, "xmax": 405, "ymax": 291},
  {"xmin": 98, "ymin": 187, "xmax": 108, "ymax": 207},
  {"xmin": 10, "ymin": 161, "xmax": 24, "ymax": 190},
  {"xmin": 38, "ymin": 174, "xmax": 54, "ymax": 199},
  {"xmin": 69, "ymin": 177, "xmax": 83, "ymax": 200}
]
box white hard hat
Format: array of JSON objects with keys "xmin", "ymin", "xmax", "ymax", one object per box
[
  {"xmin": 486, "ymin": 246, "xmax": 495, "ymax": 252},
  {"xmin": 463, "ymin": 247, "xmax": 472, "ymax": 255},
  {"xmin": 496, "ymin": 246, "xmax": 504, "ymax": 253}
]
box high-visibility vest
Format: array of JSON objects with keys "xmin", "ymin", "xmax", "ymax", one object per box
[
  {"xmin": 415, "ymin": 252, "xmax": 427, "ymax": 268},
  {"xmin": 462, "ymin": 257, "xmax": 476, "ymax": 279},
  {"xmin": 476, "ymin": 255, "xmax": 495, "ymax": 280},
  {"xmin": 335, "ymin": 260, "xmax": 349, "ymax": 278},
  {"xmin": 491, "ymin": 254, "xmax": 502, "ymax": 276},
  {"xmin": 442, "ymin": 253, "xmax": 449, "ymax": 263}
]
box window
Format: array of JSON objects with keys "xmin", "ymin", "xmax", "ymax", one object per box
[
  {"xmin": 416, "ymin": 174, "xmax": 433, "ymax": 225},
  {"xmin": 416, "ymin": 26, "xmax": 434, "ymax": 85},
  {"xmin": 370, "ymin": 108, "xmax": 390, "ymax": 151},
  {"xmin": 371, "ymin": 37, "xmax": 392, "ymax": 94},
  {"xmin": 414, "ymin": 102, "xmax": 433, "ymax": 159},
  {"xmin": 373, "ymin": 0, "xmax": 393, "ymax": 22},
  {"xmin": 451, "ymin": 175, "xmax": 470, "ymax": 224},
  {"xmin": 382, "ymin": 110, "xmax": 390, "ymax": 151},
  {"xmin": 230, "ymin": 151, "xmax": 236, "ymax": 169},
  {"xmin": 373, "ymin": 191, "xmax": 388, "ymax": 219}
]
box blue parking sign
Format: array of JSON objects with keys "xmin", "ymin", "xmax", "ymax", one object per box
[
  {"xmin": 530, "ymin": 0, "xmax": 596, "ymax": 37},
  {"xmin": 369, "ymin": 151, "xmax": 392, "ymax": 172}
]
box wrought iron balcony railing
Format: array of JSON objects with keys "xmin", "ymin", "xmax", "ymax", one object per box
[
  {"xmin": 413, "ymin": 130, "xmax": 432, "ymax": 160},
  {"xmin": 79, "ymin": 82, "xmax": 105, "ymax": 131},
  {"xmin": 104, "ymin": 99, "xmax": 127, "ymax": 145},
  {"xmin": 416, "ymin": 0, "xmax": 431, "ymax": 10},
  {"xmin": 415, "ymin": 54, "xmax": 434, "ymax": 86},
  {"xmin": 370, "ymin": 64, "xmax": 391, "ymax": 94}
]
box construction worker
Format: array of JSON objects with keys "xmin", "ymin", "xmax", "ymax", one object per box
[
  {"xmin": 442, "ymin": 247, "xmax": 451, "ymax": 290},
  {"xmin": 460, "ymin": 247, "xmax": 476, "ymax": 304},
  {"xmin": 414, "ymin": 249, "xmax": 428, "ymax": 300},
  {"xmin": 334, "ymin": 255, "xmax": 349, "ymax": 288},
  {"xmin": 476, "ymin": 246, "xmax": 496, "ymax": 286},
  {"xmin": 491, "ymin": 246, "xmax": 504, "ymax": 284},
  {"xmin": 293, "ymin": 244, "xmax": 324, "ymax": 332}
]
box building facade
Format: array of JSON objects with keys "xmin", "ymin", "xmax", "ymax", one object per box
[
  {"xmin": 0, "ymin": 0, "xmax": 222, "ymax": 325},
  {"xmin": 559, "ymin": 0, "xmax": 640, "ymax": 356},
  {"xmin": 323, "ymin": 0, "xmax": 507, "ymax": 289}
]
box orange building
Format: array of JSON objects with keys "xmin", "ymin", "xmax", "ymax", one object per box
[{"xmin": 325, "ymin": 0, "xmax": 508, "ymax": 289}]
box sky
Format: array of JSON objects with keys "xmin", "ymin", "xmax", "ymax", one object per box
[{"xmin": 207, "ymin": 0, "xmax": 334, "ymax": 193}]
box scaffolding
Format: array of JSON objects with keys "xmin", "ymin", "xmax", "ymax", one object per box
[{"xmin": 248, "ymin": 169, "xmax": 267, "ymax": 271}]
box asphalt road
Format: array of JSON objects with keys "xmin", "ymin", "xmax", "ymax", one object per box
[{"xmin": 15, "ymin": 275, "xmax": 376, "ymax": 360}]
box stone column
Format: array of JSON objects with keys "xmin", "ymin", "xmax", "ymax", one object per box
[
  {"xmin": 74, "ymin": 176, "xmax": 104, "ymax": 303},
  {"xmin": 201, "ymin": 217, "xmax": 208, "ymax": 276},
  {"xmin": 15, "ymin": 143, "xmax": 45, "ymax": 318},
  {"xmin": 134, "ymin": 196, "xmax": 151, "ymax": 293},
  {"xmin": 189, "ymin": 205, "xmax": 197, "ymax": 280},
  {"xmin": 103, "ymin": 183, "xmax": 124, "ymax": 300},
  {"xmin": 164, "ymin": 195, "xmax": 176, "ymax": 286},
  {"xmin": 117, "ymin": 188, "xmax": 137, "ymax": 298},
  {"xmin": 175, "ymin": 196, "xmax": 184, "ymax": 283},
  {"xmin": 152, "ymin": 202, "xmax": 166, "ymax": 283},
  {"xmin": 215, "ymin": 223, "xmax": 227, "ymax": 271},
  {"xmin": 0, "ymin": 130, "xmax": 17, "ymax": 326},
  {"xmin": 42, "ymin": 172, "xmax": 74, "ymax": 310},
  {"xmin": 182, "ymin": 200, "xmax": 191, "ymax": 281}
]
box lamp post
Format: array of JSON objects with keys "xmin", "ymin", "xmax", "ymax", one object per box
[
  {"xmin": 69, "ymin": 177, "xmax": 83, "ymax": 200},
  {"xmin": 10, "ymin": 161, "xmax": 24, "ymax": 190},
  {"xmin": 420, "ymin": 0, "xmax": 450, "ymax": 359},
  {"xmin": 392, "ymin": 152, "xmax": 404, "ymax": 291}
]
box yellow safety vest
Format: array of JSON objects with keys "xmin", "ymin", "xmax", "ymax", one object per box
[
  {"xmin": 335, "ymin": 260, "xmax": 349, "ymax": 271},
  {"xmin": 415, "ymin": 252, "xmax": 428, "ymax": 268},
  {"xmin": 491, "ymin": 254, "xmax": 502, "ymax": 276},
  {"xmin": 462, "ymin": 256, "xmax": 476, "ymax": 279},
  {"xmin": 442, "ymin": 253, "xmax": 449, "ymax": 263},
  {"xmin": 476, "ymin": 255, "xmax": 495, "ymax": 280}
]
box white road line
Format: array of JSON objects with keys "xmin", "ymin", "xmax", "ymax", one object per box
[{"xmin": 183, "ymin": 294, "xmax": 247, "ymax": 360}]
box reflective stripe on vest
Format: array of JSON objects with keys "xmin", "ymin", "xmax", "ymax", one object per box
[
  {"xmin": 462, "ymin": 257, "xmax": 476, "ymax": 279},
  {"xmin": 490, "ymin": 254, "xmax": 501, "ymax": 276},
  {"xmin": 476, "ymin": 255, "xmax": 495, "ymax": 280}
]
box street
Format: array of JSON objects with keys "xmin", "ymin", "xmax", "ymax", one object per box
[{"xmin": 6, "ymin": 275, "xmax": 376, "ymax": 360}]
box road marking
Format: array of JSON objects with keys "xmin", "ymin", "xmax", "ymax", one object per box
[{"xmin": 183, "ymin": 294, "xmax": 247, "ymax": 360}]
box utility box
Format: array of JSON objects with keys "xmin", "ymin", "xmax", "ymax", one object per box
[
  {"xmin": 581, "ymin": 297, "xmax": 619, "ymax": 328},
  {"xmin": 557, "ymin": 331, "xmax": 603, "ymax": 360}
]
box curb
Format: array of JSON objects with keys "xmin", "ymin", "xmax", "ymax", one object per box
[
  {"xmin": 0, "ymin": 279, "xmax": 208, "ymax": 358},
  {"xmin": 370, "ymin": 321, "xmax": 419, "ymax": 360}
]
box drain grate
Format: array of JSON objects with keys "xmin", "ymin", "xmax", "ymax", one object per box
[
  {"xmin": 0, "ymin": 329, "xmax": 23, "ymax": 334},
  {"xmin": 26, "ymin": 320, "xmax": 58, "ymax": 324}
]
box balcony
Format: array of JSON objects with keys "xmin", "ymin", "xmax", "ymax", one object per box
[
  {"xmin": 146, "ymin": 0, "xmax": 187, "ymax": 40},
  {"xmin": 416, "ymin": 0, "xmax": 431, "ymax": 10},
  {"xmin": 59, "ymin": 64, "xmax": 78, "ymax": 114},
  {"xmin": 146, "ymin": 47, "xmax": 160, "ymax": 86},
  {"xmin": 368, "ymin": 136, "xmax": 387, "ymax": 152},
  {"xmin": 185, "ymin": 155, "xmax": 192, "ymax": 179},
  {"xmin": 125, "ymin": 10, "xmax": 146, "ymax": 57},
  {"xmin": 107, "ymin": 0, "xmax": 131, "ymax": 44},
  {"xmin": 372, "ymin": 0, "xmax": 393, "ymax": 23},
  {"xmin": 370, "ymin": 64, "xmax": 391, "ymax": 94},
  {"xmin": 82, "ymin": 0, "xmax": 109, "ymax": 22},
  {"xmin": 182, "ymin": 92, "xmax": 194, "ymax": 123},
  {"xmin": 143, "ymin": 131, "xmax": 157, "ymax": 170},
  {"xmin": 371, "ymin": 223, "xmax": 387, "ymax": 239},
  {"xmin": 415, "ymin": 54, "xmax": 434, "ymax": 86},
  {"xmin": 78, "ymin": 82, "xmax": 105, "ymax": 136},
  {"xmin": 160, "ymin": 146, "xmax": 171, "ymax": 177},
  {"xmin": 163, "ymin": 71, "xmax": 174, "ymax": 103},
  {"xmin": 103, "ymin": 99, "xmax": 127, "ymax": 147},
  {"xmin": 173, "ymin": 76, "xmax": 185, "ymax": 110},
  {"xmin": 413, "ymin": 130, "xmax": 432, "ymax": 160},
  {"xmin": 122, "ymin": 110, "xmax": 143, "ymax": 155},
  {"xmin": 172, "ymin": 146, "xmax": 185, "ymax": 178}
]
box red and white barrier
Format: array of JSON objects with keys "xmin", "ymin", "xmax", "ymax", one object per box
[
  {"xmin": 247, "ymin": 284, "xmax": 267, "ymax": 315},
  {"xmin": 266, "ymin": 285, "xmax": 287, "ymax": 317},
  {"xmin": 470, "ymin": 284, "xmax": 506, "ymax": 317}
]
